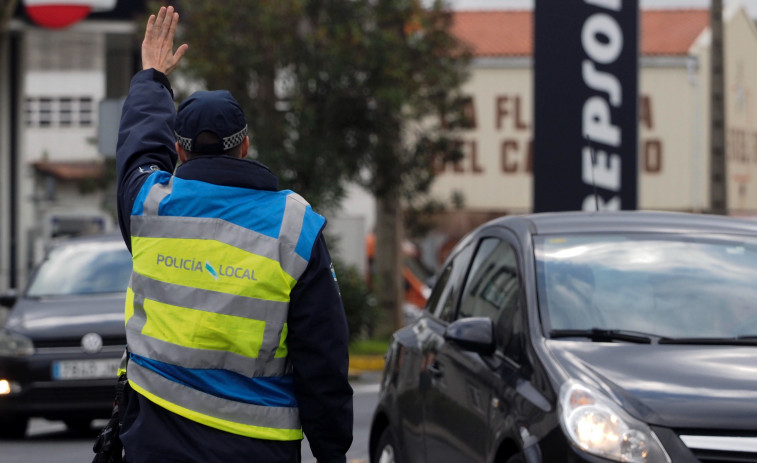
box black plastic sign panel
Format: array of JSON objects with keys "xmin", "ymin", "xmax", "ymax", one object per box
[{"xmin": 533, "ymin": 0, "xmax": 639, "ymax": 212}]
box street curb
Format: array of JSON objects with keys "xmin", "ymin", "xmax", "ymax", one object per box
[{"xmin": 349, "ymin": 355, "xmax": 385, "ymax": 373}]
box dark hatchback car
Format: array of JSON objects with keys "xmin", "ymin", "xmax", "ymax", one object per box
[
  {"xmin": 0, "ymin": 233, "xmax": 131, "ymax": 438},
  {"xmin": 370, "ymin": 211, "xmax": 757, "ymax": 463}
]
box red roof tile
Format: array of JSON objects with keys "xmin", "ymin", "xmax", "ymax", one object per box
[
  {"xmin": 33, "ymin": 160, "xmax": 104, "ymax": 181},
  {"xmin": 453, "ymin": 11, "xmax": 533, "ymax": 57},
  {"xmin": 452, "ymin": 9, "xmax": 710, "ymax": 58},
  {"xmin": 642, "ymin": 9, "xmax": 710, "ymax": 56}
]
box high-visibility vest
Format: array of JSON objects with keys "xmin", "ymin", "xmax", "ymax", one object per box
[{"xmin": 124, "ymin": 171, "xmax": 325, "ymax": 441}]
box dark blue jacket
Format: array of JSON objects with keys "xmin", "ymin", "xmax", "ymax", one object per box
[{"xmin": 115, "ymin": 69, "xmax": 353, "ymax": 463}]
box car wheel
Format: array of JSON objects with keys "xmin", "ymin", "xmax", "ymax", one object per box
[
  {"xmin": 374, "ymin": 427, "xmax": 401, "ymax": 463},
  {"xmin": 0, "ymin": 414, "xmax": 28, "ymax": 439}
]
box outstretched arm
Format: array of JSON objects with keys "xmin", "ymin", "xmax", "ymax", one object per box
[
  {"xmin": 116, "ymin": 5, "xmax": 188, "ymax": 250},
  {"xmin": 141, "ymin": 5, "xmax": 188, "ymax": 75}
]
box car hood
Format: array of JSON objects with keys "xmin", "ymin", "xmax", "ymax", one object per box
[
  {"xmin": 545, "ymin": 340, "xmax": 757, "ymax": 430},
  {"xmin": 4, "ymin": 294, "xmax": 126, "ymax": 340}
]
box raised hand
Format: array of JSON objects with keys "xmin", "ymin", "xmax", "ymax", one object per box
[{"xmin": 141, "ymin": 5, "xmax": 188, "ymax": 76}]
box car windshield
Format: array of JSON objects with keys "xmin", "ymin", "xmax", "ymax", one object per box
[
  {"xmin": 25, "ymin": 239, "xmax": 132, "ymax": 297},
  {"xmin": 535, "ymin": 233, "xmax": 757, "ymax": 340}
]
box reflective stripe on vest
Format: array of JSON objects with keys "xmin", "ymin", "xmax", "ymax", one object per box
[
  {"xmin": 126, "ymin": 172, "xmax": 324, "ymax": 440},
  {"xmin": 127, "ymin": 360, "xmax": 302, "ymax": 440}
]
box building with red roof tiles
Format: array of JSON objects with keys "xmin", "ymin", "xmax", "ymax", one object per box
[{"xmin": 428, "ymin": 5, "xmax": 757, "ymax": 241}]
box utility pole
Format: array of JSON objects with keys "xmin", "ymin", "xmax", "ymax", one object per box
[
  {"xmin": 0, "ymin": 0, "xmax": 18, "ymax": 291},
  {"xmin": 710, "ymin": 0, "xmax": 727, "ymax": 215}
]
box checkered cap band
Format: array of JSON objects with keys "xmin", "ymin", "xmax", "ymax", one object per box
[
  {"xmin": 175, "ymin": 132, "xmax": 194, "ymax": 151},
  {"xmin": 222, "ymin": 125, "xmax": 248, "ymax": 150},
  {"xmin": 175, "ymin": 125, "xmax": 248, "ymax": 152}
]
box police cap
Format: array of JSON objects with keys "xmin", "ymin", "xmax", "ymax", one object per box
[{"xmin": 174, "ymin": 90, "xmax": 247, "ymax": 154}]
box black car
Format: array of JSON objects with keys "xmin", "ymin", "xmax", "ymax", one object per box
[
  {"xmin": 0, "ymin": 233, "xmax": 131, "ymax": 438},
  {"xmin": 370, "ymin": 211, "xmax": 757, "ymax": 463}
]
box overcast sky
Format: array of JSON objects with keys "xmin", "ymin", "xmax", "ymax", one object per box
[{"xmin": 446, "ymin": 0, "xmax": 757, "ymax": 17}]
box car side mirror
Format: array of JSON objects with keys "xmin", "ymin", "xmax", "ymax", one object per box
[
  {"xmin": 0, "ymin": 289, "xmax": 17, "ymax": 308},
  {"xmin": 444, "ymin": 316, "xmax": 495, "ymax": 356}
]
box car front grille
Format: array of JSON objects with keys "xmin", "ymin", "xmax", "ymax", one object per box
[
  {"xmin": 34, "ymin": 337, "xmax": 126, "ymax": 349},
  {"xmin": 689, "ymin": 450, "xmax": 757, "ymax": 463},
  {"xmin": 23, "ymin": 384, "xmax": 115, "ymax": 405},
  {"xmin": 680, "ymin": 434, "xmax": 757, "ymax": 463}
]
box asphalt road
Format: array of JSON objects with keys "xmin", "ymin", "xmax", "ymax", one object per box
[{"xmin": 1, "ymin": 373, "xmax": 381, "ymax": 463}]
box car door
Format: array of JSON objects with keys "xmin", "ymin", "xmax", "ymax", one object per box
[
  {"xmin": 389, "ymin": 263, "xmax": 455, "ymax": 463},
  {"xmin": 421, "ymin": 232, "xmax": 525, "ymax": 462}
]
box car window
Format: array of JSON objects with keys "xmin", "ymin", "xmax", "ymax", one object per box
[
  {"xmin": 535, "ymin": 233, "xmax": 757, "ymax": 339},
  {"xmin": 429, "ymin": 243, "xmax": 474, "ymax": 323},
  {"xmin": 426, "ymin": 265, "xmax": 452, "ymax": 314},
  {"xmin": 26, "ymin": 239, "xmax": 132, "ymax": 297},
  {"xmin": 459, "ymin": 237, "xmax": 523, "ymax": 360}
]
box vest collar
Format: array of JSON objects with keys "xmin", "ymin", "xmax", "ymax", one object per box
[{"xmin": 175, "ymin": 156, "xmax": 279, "ymax": 191}]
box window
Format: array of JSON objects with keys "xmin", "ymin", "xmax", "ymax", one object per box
[
  {"xmin": 59, "ymin": 97, "xmax": 73, "ymax": 127},
  {"xmin": 25, "ymin": 97, "xmax": 35, "ymax": 126},
  {"xmin": 426, "ymin": 265, "xmax": 452, "ymax": 315},
  {"xmin": 26, "ymin": 240, "xmax": 132, "ymax": 297},
  {"xmin": 24, "ymin": 96, "xmax": 97, "ymax": 128},
  {"xmin": 430, "ymin": 243, "xmax": 474, "ymax": 323},
  {"xmin": 79, "ymin": 97, "xmax": 93, "ymax": 126},
  {"xmin": 459, "ymin": 237, "xmax": 523, "ymax": 360},
  {"xmin": 39, "ymin": 97, "xmax": 53, "ymax": 127}
]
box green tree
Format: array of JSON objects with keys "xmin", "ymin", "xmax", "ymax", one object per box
[
  {"xmin": 362, "ymin": 0, "xmax": 469, "ymax": 329},
  {"xmin": 177, "ymin": 0, "xmax": 470, "ymax": 329}
]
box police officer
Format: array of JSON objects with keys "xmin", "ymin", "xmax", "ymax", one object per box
[{"xmin": 114, "ymin": 6, "xmax": 353, "ymax": 463}]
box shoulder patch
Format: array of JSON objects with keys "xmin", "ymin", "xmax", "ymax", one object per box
[
  {"xmin": 330, "ymin": 262, "xmax": 341, "ymax": 295},
  {"xmin": 138, "ymin": 164, "xmax": 161, "ymax": 174}
]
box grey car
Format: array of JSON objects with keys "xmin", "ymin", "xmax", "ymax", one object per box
[
  {"xmin": 370, "ymin": 211, "xmax": 757, "ymax": 463},
  {"xmin": 0, "ymin": 233, "xmax": 131, "ymax": 438}
]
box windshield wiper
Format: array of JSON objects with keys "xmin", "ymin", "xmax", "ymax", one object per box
[
  {"xmin": 659, "ymin": 336, "xmax": 757, "ymax": 346},
  {"xmin": 549, "ymin": 328, "xmax": 653, "ymax": 344}
]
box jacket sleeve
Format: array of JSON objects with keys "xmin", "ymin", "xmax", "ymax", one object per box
[
  {"xmin": 287, "ymin": 234, "xmax": 354, "ymax": 463},
  {"xmin": 116, "ymin": 69, "xmax": 178, "ymax": 251}
]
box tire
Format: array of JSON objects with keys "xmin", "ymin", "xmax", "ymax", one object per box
[
  {"xmin": 0, "ymin": 414, "xmax": 28, "ymax": 439},
  {"xmin": 373, "ymin": 427, "xmax": 401, "ymax": 463}
]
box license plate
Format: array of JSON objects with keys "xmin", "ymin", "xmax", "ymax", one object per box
[{"xmin": 52, "ymin": 359, "xmax": 121, "ymax": 380}]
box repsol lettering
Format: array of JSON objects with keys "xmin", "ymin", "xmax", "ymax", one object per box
[{"xmin": 581, "ymin": 0, "xmax": 623, "ymax": 211}]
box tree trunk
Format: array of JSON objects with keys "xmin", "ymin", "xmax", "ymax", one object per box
[
  {"xmin": 374, "ymin": 185, "xmax": 404, "ymax": 332},
  {"xmin": 0, "ymin": 1, "xmax": 18, "ymax": 66},
  {"xmin": 0, "ymin": 0, "xmax": 16, "ymax": 29}
]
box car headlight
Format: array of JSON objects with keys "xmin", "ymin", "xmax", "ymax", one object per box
[
  {"xmin": 0, "ymin": 329, "xmax": 34, "ymax": 357},
  {"xmin": 559, "ymin": 381, "xmax": 670, "ymax": 463}
]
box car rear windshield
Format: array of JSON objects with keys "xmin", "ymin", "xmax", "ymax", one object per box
[
  {"xmin": 534, "ymin": 233, "xmax": 757, "ymax": 340},
  {"xmin": 25, "ymin": 240, "xmax": 132, "ymax": 297}
]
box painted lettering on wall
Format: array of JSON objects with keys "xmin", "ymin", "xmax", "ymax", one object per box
[
  {"xmin": 435, "ymin": 94, "xmax": 533, "ymax": 175},
  {"xmin": 438, "ymin": 92, "xmax": 661, "ymax": 177},
  {"xmin": 640, "ymin": 94, "xmax": 663, "ymax": 174},
  {"xmin": 728, "ymin": 128, "xmax": 757, "ymax": 165}
]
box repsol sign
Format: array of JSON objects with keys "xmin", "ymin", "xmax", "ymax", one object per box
[{"xmin": 533, "ymin": 0, "xmax": 638, "ymax": 212}]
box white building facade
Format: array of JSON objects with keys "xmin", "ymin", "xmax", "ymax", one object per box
[{"xmin": 432, "ymin": 6, "xmax": 757, "ymax": 215}]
